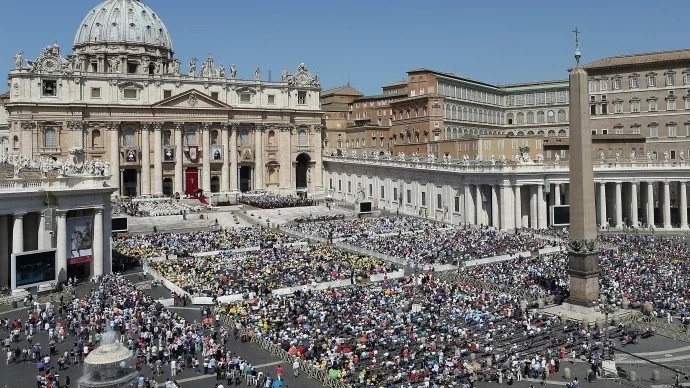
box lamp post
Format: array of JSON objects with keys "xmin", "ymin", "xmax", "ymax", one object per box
[{"xmin": 596, "ymin": 293, "xmax": 618, "ymax": 361}]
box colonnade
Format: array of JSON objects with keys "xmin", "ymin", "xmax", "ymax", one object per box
[{"xmin": 0, "ymin": 207, "xmax": 107, "ymax": 288}]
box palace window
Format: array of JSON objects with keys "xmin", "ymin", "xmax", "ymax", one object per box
[
  {"xmin": 666, "ymin": 72, "xmax": 676, "ymax": 86},
  {"xmin": 163, "ymin": 130, "xmax": 172, "ymax": 146},
  {"xmin": 588, "ymin": 80, "xmax": 596, "ymax": 92},
  {"xmin": 629, "ymin": 76, "xmax": 639, "ymax": 89},
  {"xmin": 647, "ymin": 74, "xmax": 656, "ymax": 87},
  {"xmin": 599, "ymin": 79, "xmax": 607, "ymax": 91},
  {"xmin": 526, "ymin": 111, "xmax": 534, "ymax": 124},
  {"xmin": 557, "ymin": 109, "xmax": 566, "ymax": 122},
  {"xmin": 43, "ymin": 128, "xmax": 57, "ymax": 149},
  {"xmin": 648, "ymin": 98, "xmax": 658, "ymax": 112},
  {"xmin": 297, "ymin": 91, "xmax": 307, "ymax": 105},
  {"xmin": 211, "ymin": 92, "xmax": 219, "ymax": 100},
  {"xmin": 667, "ymin": 98, "xmax": 677, "ymax": 111},
  {"xmin": 239, "ymin": 93, "xmax": 251, "ymax": 103},
  {"xmin": 614, "ymin": 101, "xmax": 623, "ymax": 113},
  {"xmin": 557, "ymin": 90, "xmax": 568, "ymax": 103},
  {"xmin": 631, "ymin": 99, "xmax": 641, "ymax": 112},
  {"xmin": 210, "ymin": 130, "xmax": 219, "ymax": 145},
  {"xmin": 536, "ymin": 92, "xmax": 545, "ymax": 104},
  {"xmin": 613, "ymin": 77, "xmax": 621, "ymax": 90},
  {"xmin": 437, "ymin": 194, "xmax": 442, "ymax": 209},
  {"xmin": 421, "ymin": 192, "xmax": 426, "ymax": 207},
  {"xmin": 90, "ymin": 88, "xmax": 101, "ymax": 98},
  {"xmin": 163, "ymin": 90, "xmax": 172, "ymax": 99},
  {"xmin": 631, "ymin": 124, "xmax": 641, "ymax": 135},
  {"xmin": 649, "ymin": 124, "xmax": 659, "ymax": 138},
  {"xmin": 406, "ymin": 189, "xmax": 411, "ymax": 204},
  {"xmin": 684, "ymin": 73, "xmax": 690, "ymax": 85},
  {"xmin": 668, "ymin": 123, "xmax": 677, "ymax": 137},
  {"xmin": 267, "ymin": 94, "xmax": 275, "ymax": 104},
  {"xmin": 546, "ymin": 92, "xmax": 555, "ymax": 104},
  {"xmin": 42, "ymin": 80, "xmax": 57, "ymax": 97}
]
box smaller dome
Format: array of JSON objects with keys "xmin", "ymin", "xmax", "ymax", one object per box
[{"xmin": 74, "ymin": 0, "xmax": 173, "ymax": 53}]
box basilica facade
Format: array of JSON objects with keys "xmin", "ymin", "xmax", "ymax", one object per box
[{"xmin": 6, "ymin": 0, "xmax": 324, "ymax": 200}]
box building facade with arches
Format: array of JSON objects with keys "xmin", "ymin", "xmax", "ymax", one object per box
[{"xmin": 5, "ymin": 0, "xmax": 324, "ymax": 200}]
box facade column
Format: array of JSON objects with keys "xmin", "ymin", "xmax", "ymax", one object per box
[
  {"xmin": 464, "ymin": 185, "xmax": 475, "ymax": 225},
  {"xmin": 230, "ymin": 124, "xmax": 239, "ymax": 192},
  {"xmin": 254, "ymin": 125, "xmax": 264, "ymax": 190},
  {"xmin": 663, "ymin": 181, "xmax": 672, "ymax": 228},
  {"xmin": 491, "ymin": 185, "xmax": 499, "ymax": 228},
  {"xmin": 280, "ymin": 126, "xmax": 293, "ymax": 192},
  {"xmin": 646, "ymin": 182, "xmax": 655, "ymax": 227},
  {"xmin": 537, "ymin": 184, "xmax": 547, "ymax": 229},
  {"xmin": 12, "ymin": 213, "xmax": 24, "ymax": 255},
  {"xmin": 630, "ymin": 182, "xmax": 639, "ymax": 228},
  {"xmin": 514, "ymin": 185, "xmax": 522, "ymax": 229},
  {"xmin": 221, "ymin": 124, "xmax": 230, "ymax": 192},
  {"xmin": 140, "ymin": 124, "xmax": 151, "ymax": 196},
  {"xmin": 614, "ymin": 182, "xmax": 623, "ymax": 228},
  {"xmin": 529, "ymin": 185, "xmax": 538, "ymax": 228},
  {"xmin": 312, "ymin": 125, "xmax": 325, "ymax": 197},
  {"xmin": 0, "ymin": 216, "xmax": 8, "ymax": 287},
  {"xmin": 500, "ymin": 183, "xmax": 514, "ymax": 230},
  {"xmin": 152, "ymin": 123, "xmax": 163, "ymax": 196},
  {"xmin": 108, "ymin": 123, "xmax": 121, "ymax": 194},
  {"xmin": 93, "ymin": 208, "xmax": 104, "ymax": 277},
  {"xmin": 475, "ymin": 185, "xmax": 484, "ymax": 226},
  {"xmin": 37, "ymin": 211, "xmax": 45, "ymax": 250},
  {"xmin": 680, "ymin": 181, "xmax": 688, "ymax": 229},
  {"xmin": 174, "ymin": 123, "xmax": 184, "ymax": 195},
  {"xmin": 202, "ymin": 124, "xmax": 211, "ymax": 193},
  {"xmin": 554, "ymin": 184, "xmax": 562, "ymax": 205},
  {"xmin": 56, "ymin": 211, "xmax": 67, "ymax": 282},
  {"xmin": 598, "ymin": 182, "xmax": 607, "ymax": 228}
]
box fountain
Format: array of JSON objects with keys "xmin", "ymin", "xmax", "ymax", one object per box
[{"xmin": 78, "ymin": 332, "xmax": 138, "ymax": 388}]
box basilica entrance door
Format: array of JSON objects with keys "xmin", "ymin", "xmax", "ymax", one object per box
[{"xmin": 185, "ymin": 167, "xmax": 199, "ymax": 196}]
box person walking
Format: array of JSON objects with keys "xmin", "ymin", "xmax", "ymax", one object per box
[{"xmin": 292, "ymin": 358, "xmax": 299, "ymax": 378}]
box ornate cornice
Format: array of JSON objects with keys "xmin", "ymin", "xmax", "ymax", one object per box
[{"xmin": 105, "ymin": 121, "xmax": 121, "ymax": 131}]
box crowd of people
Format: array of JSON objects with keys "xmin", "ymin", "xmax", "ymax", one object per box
[
  {"xmin": 218, "ymin": 275, "xmax": 624, "ymax": 387},
  {"xmin": 113, "ymin": 227, "xmax": 298, "ymax": 260},
  {"xmin": 149, "ymin": 244, "xmax": 399, "ymax": 297},
  {"xmin": 120, "ymin": 198, "xmax": 204, "ymax": 217},
  {"xmin": 292, "ymin": 214, "xmax": 345, "ymax": 224},
  {"xmin": 287, "ymin": 216, "xmax": 559, "ymax": 266},
  {"xmin": 239, "ymin": 194, "xmax": 317, "ymax": 209}
]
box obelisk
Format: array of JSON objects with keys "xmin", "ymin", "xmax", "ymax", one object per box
[{"xmin": 567, "ymin": 28, "xmax": 599, "ymax": 306}]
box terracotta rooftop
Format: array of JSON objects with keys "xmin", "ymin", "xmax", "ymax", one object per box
[{"xmin": 583, "ymin": 48, "xmax": 690, "ymax": 70}]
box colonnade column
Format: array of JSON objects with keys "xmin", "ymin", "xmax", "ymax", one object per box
[
  {"xmin": 514, "ymin": 185, "xmax": 522, "ymax": 229},
  {"xmin": 108, "ymin": 123, "xmax": 120, "ymax": 194},
  {"xmin": 464, "ymin": 185, "xmax": 475, "ymax": 225},
  {"xmin": 254, "ymin": 125, "xmax": 264, "ymax": 190},
  {"xmin": 554, "ymin": 184, "xmax": 562, "ymax": 205},
  {"xmin": 174, "ymin": 123, "xmax": 184, "ymax": 195},
  {"xmin": 230, "ymin": 124, "xmax": 238, "ymax": 192},
  {"xmin": 537, "ymin": 184, "xmax": 547, "ymax": 229},
  {"xmin": 0, "ymin": 216, "xmax": 7, "ymax": 287},
  {"xmin": 646, "ymin": 182, "xmax": 655, "ymax": 227},
  {"xmin": 598, "ymin": 183, "xmax": 607, "ymax": 228},
  {"xmin": 140, "ymin": 124, "xmax": 151, "ymax": 196},
  {"xmin": 37, "ymin": 211, "xmax": 45, "ymax": 250},
  {"xmin": 663, "ymin": 181, "xmax": 672, "ymax": 228},
  {"xmin": 475, "ymin": 185, "xmax": 484, "ymax": 226},
  {"xmin": 680, "ymin": 181, "xmax": 688, "ymax": 229},
  {"xmin": 614, "ymin": 182, "xmax": 623, "ymax": 228},
  {"xmin": 93, "ymin": 208, "xmax": 104, "ymax": 277},
  {"xmin": 220, "ymin": 124, "xmax": 230, "ymax": 192},
  {"xmin": 491, "ymin": 185, "xmax": 499, "ymax": 228},
  {"xmin": 202, "ymin": 124, "xmax": 211, "ymax": 193},
  {"xmin": 630, "ymin": 182, "xmax": 639, "ymax": 228},
  {"xmin": 56, "ymin": 211, "xmax": 67, "ymax": 282},
  {"xmin": 152, "ymin": 123, "xmax": 163, "ymax": 196},
  {"xmin": 500, "ymin": 183, "xmax": 514, "ymax": 230},
  {"xmin": 529, "ymin": 185, "xmax": 538, "ymax": 228},
  {"xmin": 12, "ymin": 214, "xmax": 24, "ymax": 255}
]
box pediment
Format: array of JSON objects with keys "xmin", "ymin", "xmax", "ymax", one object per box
[{"xmin": 152, "ymin": 89, "xmax": 230, "ymax": 109}]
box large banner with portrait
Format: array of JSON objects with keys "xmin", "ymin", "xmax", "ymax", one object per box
[{"xmin": 67, "ymin": 216, "xmax": 94, "ymax": 264}]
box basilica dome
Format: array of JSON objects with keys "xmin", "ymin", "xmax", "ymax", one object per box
[{"xmin": 74, "ymin": 0, "xmax": 173, "ymax": 53}]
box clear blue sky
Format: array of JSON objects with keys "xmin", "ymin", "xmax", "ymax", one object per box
[{"xmin": 3, "ymin": 0, "xmax": 690, "ymax": 95}]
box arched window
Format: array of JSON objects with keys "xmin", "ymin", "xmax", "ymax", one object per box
[
  {"xmin": 478, "ymin": 109, "xmax": 484, "ymax": 123},
  {"xmin": 537, "ymin": 111, "xmax": 545, "ymax": 123},
  {"xmin": 537, "ymin": 130, "xmax": 545, "ymax": 136},
  {"xmin": 445, "ymin": 105, "xmax": 451, "ymax": 119},
  {"xmin": 557, "ymin": 109, "xmax": 566, "ymax": 122},
  {"xmin": 558, "ymin": 129, "xmax": 568, "ymax": 137},
  {"xmin": 239, "ymin": 129, "xmax": 249, "ymax": 146},
  {"xmin": 516, "ymin": 112, "xmax": 525, "ymax": 124},
  {"xmin": 526, "ymin": 111, "xmax": 534, "ymax": 124},
  {"xmin": 548, "ymin": 130, "xmax": 556, "ymax": 137},
  {"xmin": 547, "ymin": 110, "xmax": 556, "ymax": 123},
  {"xmin": 267, "ymin": 130, "xmax": 276, "ymax": 146},
  {"xmin": 91, "ymin": 129, "xmax": 101, "ymax": 148},
  {"xmin": 507, "ymin": 113, "xmax": 514, "ymax": 125},
  {"xmin": 517, "ymin": 131, "xmax": 525, "ymax": 136},
  {"xmin": 527, "ymin": 130, "xmax": 535, "ymax": 136},
  {"xmin": 451, "ymin": 105, "xmax": 456, "ymax": 120},
  {"xmin": 12, "ymin": 136, "xmax": 18, "ymax": 149},
  {"xmin": 124, "ymin": 128, "xmax": 136, "ymax": 147},
  {"xmin": 210, "ymin": 130, "xmax": 219, "ymax": 145},
  {"xmin": 298, "ymin": 130, "xmax": 308, "ymax": 147}
]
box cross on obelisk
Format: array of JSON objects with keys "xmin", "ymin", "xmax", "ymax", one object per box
[{"xmin": 566, "ymin": 27, "xmax": 600, "ymax": 306}]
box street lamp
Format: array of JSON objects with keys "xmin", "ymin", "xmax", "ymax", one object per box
[{"xmin": 595, "ymin": 292, "xmax": 618, "ymax": 361}]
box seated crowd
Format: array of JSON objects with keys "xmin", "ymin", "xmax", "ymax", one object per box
[
  {"xmin": 120, "ymin": 197, "xmax": 203, "ymax": 217},
  {"xmin": 219, "ymin": 276, "xmax": 617, "ymax": 387},
  {"xmin": 112, "ymin": 226, "xmax": 298, "ymax": 259},
  {"xmin": 239, "ymin": 193, "xmax": 316, "ymax": 209},
  {"xmin": 149, "ymin": 244, "xmax": 399, "ymax": 297},
  {"xmin": 292, "ymin": 214, "xmax": 346, "ymax": 224},
  {"xmin": 287, "ymin": 216, "xmax": 443, "ymax": 239}
]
